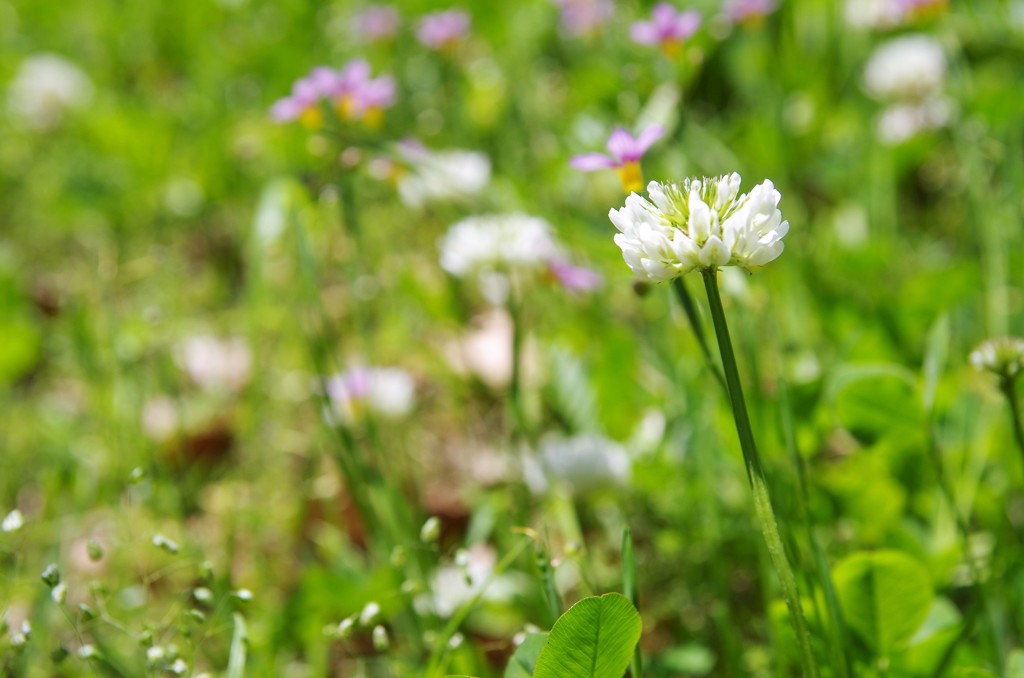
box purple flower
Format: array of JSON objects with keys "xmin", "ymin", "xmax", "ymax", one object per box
[
  {"xmin": 351, "ymin": 5, "xmax": 400, "ymax": 41},
  {"xmin": 548, "ymin": 260, "xmax": 603, "ymax": 292},
  {"xmin": 553, "ymin": 0, "xmax": 614, "ymax": 38},
  {"xmin": 723, "ymin": 0, "xmax": 779, "ymax": 23},
  {"xmin": 417, "ymin": 10, "xmax": 470, "ymax": 50},
  {"xmin": 270, "ymin": 59, "xmax": 396, "ymax": 129},
  {"xmin": 630, "ymin": 3, "xmax": 701, "ymax": 52},
  {"xmin": 570, "ymin": 125, "xmax": 664, "ymax": 193},
  {"xmin": 269, "ymin": 76, "xmax": 325, "ymax": 127}
]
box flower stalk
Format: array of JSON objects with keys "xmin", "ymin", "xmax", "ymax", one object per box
[
  {"xmin": 701, "ymin": 268, "xmax": 819, "ymax": 678},
  {"xmin": 999, "ymin": 375, "xmax": 1024, "ymax": 471}
]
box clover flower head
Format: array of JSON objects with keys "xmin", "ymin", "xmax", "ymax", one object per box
[
  {"xmin": 441, "ymin": 213, "xmax": 588, "ymax": 304},
  {"xmin": 390, "ymin": 141, "xmax": 491, "ymax": 208},
  {"xmin": 326, "ymin": 366, "xmax": 416, "ymax": 421},
  {"xmin": 525, "ymin": 434, "xmax": 631, "ymax": 495},
  {"xmin": 630, "ymin": 3, "xmax": 701, "ymax": 55},
  {"xmin": 7, "ymin": 54, "xmax": 93, "ymax": 131},
  {"xmin": 571, "ymin": 125, "xmax": 664, "ymax": 193},
  {"xmin": 176, "ymin": 335, "xmax": 252, "ymax": 392},
  {"xmin": 723, "ymin": 0, "xmax": 779, "ymax": 23},
  {"xmin": 417, "ymin": 10, "xmax": 471, "ymax": 50},
  {"xmin": 609, "ymin": 173, "xmax": 789, "ymax": 281},
  {"xmin": 553, "ymin": 0, "xmax": 614, "ymax": 37},
  {"xmin": 351, "ymin": 5, "xmax": 400, "ymax": 42},
  {"xmin": 863, "ymin": 34, "xmax": 946, "ymax": 102},
  {"xmin": 877, "ymin": 97, "xmax": 950, "ymax": 144},
  {"xmin": 970, "ymin": 337, "xmax": 1024, "ymax": 380}
]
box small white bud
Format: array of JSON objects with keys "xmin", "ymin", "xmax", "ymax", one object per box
[
  {"xmin": 372, "ymin": 625, "xmax": 389, "ymax": 651},
  {"xmin": 51, "ymin": 582, "xmax": 67, "ymax": 604},
  {"xmin": 420, "ymin": 516, "xmax": 441, "ymax": 543},
  {"xmin": 232, "ymin": 588, "xmax": 253, "ymax": 602},
  {"xmin": 2, "ymin": 509, "xmax": 24, "ymax": 533},
  {"xmin": 359, "ymin": 601, "xmax": 381, "ymax": 626},
  {"xmin": 192, "ymin": 587, "xmax": 214, "ymax": 604},
  {"xmin": 78, "ymin": 644, "xmax": 98, "ymax": 659},
  {"xmin": 147, "ymin": 646, "xmax": 166, "ymax": 662},
  {"xmin": 337, "ymin": 617, "xmax": 355, "ymax": 639},
  {"xmin": 170, "ymin": 658, "xmax": 188, "ymax": 675},
  {"xmin": 152, "ymin": 534, "xmax": 179, "ymax": 554}
]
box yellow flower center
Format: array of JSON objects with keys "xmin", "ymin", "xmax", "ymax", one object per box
[
  {"xmin": 615, "ymin": 161, "xmax": 644, "ymax": 194},
  {"xmin": 299, "ymin": 106, "xmax": 324, "ymax": 130}
]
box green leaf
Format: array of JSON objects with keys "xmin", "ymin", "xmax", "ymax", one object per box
[
  {"xmin": 833, "ymin": 551, "xmax": 933, "ymax": 656},
  {"xmin": 505, "ymin": 633, "xmax": 548, "ymax": 678},
  {"xmin": 533, "ymin": 593, "xmax": 642, "ymax": 678}
]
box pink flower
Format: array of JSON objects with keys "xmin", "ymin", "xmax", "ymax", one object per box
[
  {"xmin": 417, "ymin": 10, "xmax": 471, "ymax": 50},
  {"xmin": 269, "ymin": 76, "xmax": 325, "ymax": 127},
  {"xmin": 570, "ymin": 125, "xmax": 664, "ymax": 193},
  {"xmin": 724, "ymin": 0, "xmax": 779, "ymax": 23},
  {"xmin": 548, "ymin": 260, "xmax": 603, "ymax": 292},
  {"xmin": 351, "ymin": 5, "xmax": 400, "ymax": 41},
  {"xmin": 553, "ymin": 0, "xmax": 614, "ymax": 37},
  {"xmin": 271, "ymin": 59, "xmax": 395, "ymax": 129},
  {"xmin": 631, "ymin": 3, "xmax": 701, "ymax": 52}
]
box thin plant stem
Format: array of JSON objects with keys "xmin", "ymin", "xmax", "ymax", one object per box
[
  {"xmin": 925, "ymin": 423, "xmax": 1004, "ymax": 672},
  {"xmin": 778, "ymin": 373, "xmax": 851, "ymax": 678},
  {"xmin": 999, "ymin": 376, "xmax": 1024, "ymax": 471},
  {"xmin": 700, "ymin": 268, "xmax": 819, "ymax": 678},
  {"xmin": 622, "ymin": 526, "xmax": 643, "ymax": 678},
  {"xmin": 671, "ymin": 277, "xmax": 728, "ymax": 392},
  {"xmin": 507, "ymin": 293, "xmax": 530, "ymax": 442},
  {"xmin": 423, "ymin": 537, "xmax": 533, "ymax": 677}
]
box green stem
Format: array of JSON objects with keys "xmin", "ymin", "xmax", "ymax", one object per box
[
  {"xmin": 1000, "ymin": 376, "xmax": 1024, "ymax": 472},
  {"xmin": 423, "ymin": 537, "xmax": 533, "ymax": 676},
  {"xmin": 671, "ymin": 277, "xmax": 728, "ymax": 392},
  {"xmin": 700, "ymin": 269, "xmax": 819, "ymax": 678},
  {"xmin": 508, "ymin": 295, "xmax": 530, "ymax": 441}
]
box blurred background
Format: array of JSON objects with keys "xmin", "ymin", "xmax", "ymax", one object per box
[{"xmin": 4, "ymin": 0, "xmax": 1024, "ymax": 676}]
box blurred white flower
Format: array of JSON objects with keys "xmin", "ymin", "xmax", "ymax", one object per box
[
  {"xmin": 427, "ymin": 544, "xmax": 516, "ymax": 617},
  {"xmin": 527, "ymin": 434, "xmax": 631, "ymax": 494},
  {"xmin": 176, "ymin": 336, "xmax": 252, "ymax": 392},
  {"xmin": 7, "ymin": 54, "xmax": 93, "ymax": 130},
  {"xmin": 393, "ymin": 143, "xmax": 491, "ymax": 208},
  {"xmin": 877, "ymin": 97, "xmax": 951, "ymax": 144},
  {"xmin": 609, "ymin": 174, "xmax": 788, "ymax": 281},
  {"xmin": 845, "ymin": 0, "xmax": 905, "ymax": 29},
  {"xmin": 443, "ymin": 308, "xmax": 541, "ymax": 390},
  {"xmin": 141, "ymin": 395, "xmax": 179, "ymax": 442},
  {"xmin": 440, "ymin": 213, "xmax": 564, "ymax": 303},
  {"xmin": 2, "ymin": 509, "xmax": 24, "ymax": 533},
  {"xmin": 863, "ymin": 34, "xmax": 946, "ymax": 101},
  {"xmin": 971, "ymin": 337, "xmax": 1024, "ymax": 379},
  {"xmin": 325, "ymin": 366, "xmax": 415, "ymax": 421}
]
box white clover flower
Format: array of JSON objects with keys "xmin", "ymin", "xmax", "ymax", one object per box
[
  {"xmin": 426, "ymin": 544, "xmax": 517, "ymax": 617},
  {"xmin": 176, "ymin": 335, "xmax": 252, "ymax": 391},
  {"xmin": 877, "ymin": 97, "xmax": 951, "ymax": 144},
  {"xmin": 527, "ymin": 434, "xmax": 631, "ymax": 495},
  {"xmin": 609, "ymin": 174, "xmax": 789, "ymax": 281},
  {"xmin": 439, "ymin": 213, "xmax": 564, "ymax": 303},
  {"xmin": 7, "ymin": 54, "xmax": 93, "ymax": 130},
  {"xmin": 971, "ymin": 337, "xmax": 1024, "ymax": 379},
  {"xmin": 394, "ymin": 145, "xmax": 491, "ymax": 208},
  {"xmin": 325, "ymin": 366, "xmax": 415, "ymax": 422},
  {"xmin": 2, "ymin": 509, "xmax": 24, "ymax": 533},
  {"xmin": 845, "ymin": 0, "xmax": 905, "ymax": 30},
  {"xmin": 863, "ymin": 34, "xmax": 946, "ymax": 102}
]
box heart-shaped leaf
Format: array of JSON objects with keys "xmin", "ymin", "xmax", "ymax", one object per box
[
  {"xmin": 833, "ymin": 551, "xmax": 932, "ymax": 656},
  {"xmin": 533, "ymin": 593, "xmax": 642, "ymax": 678}
]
